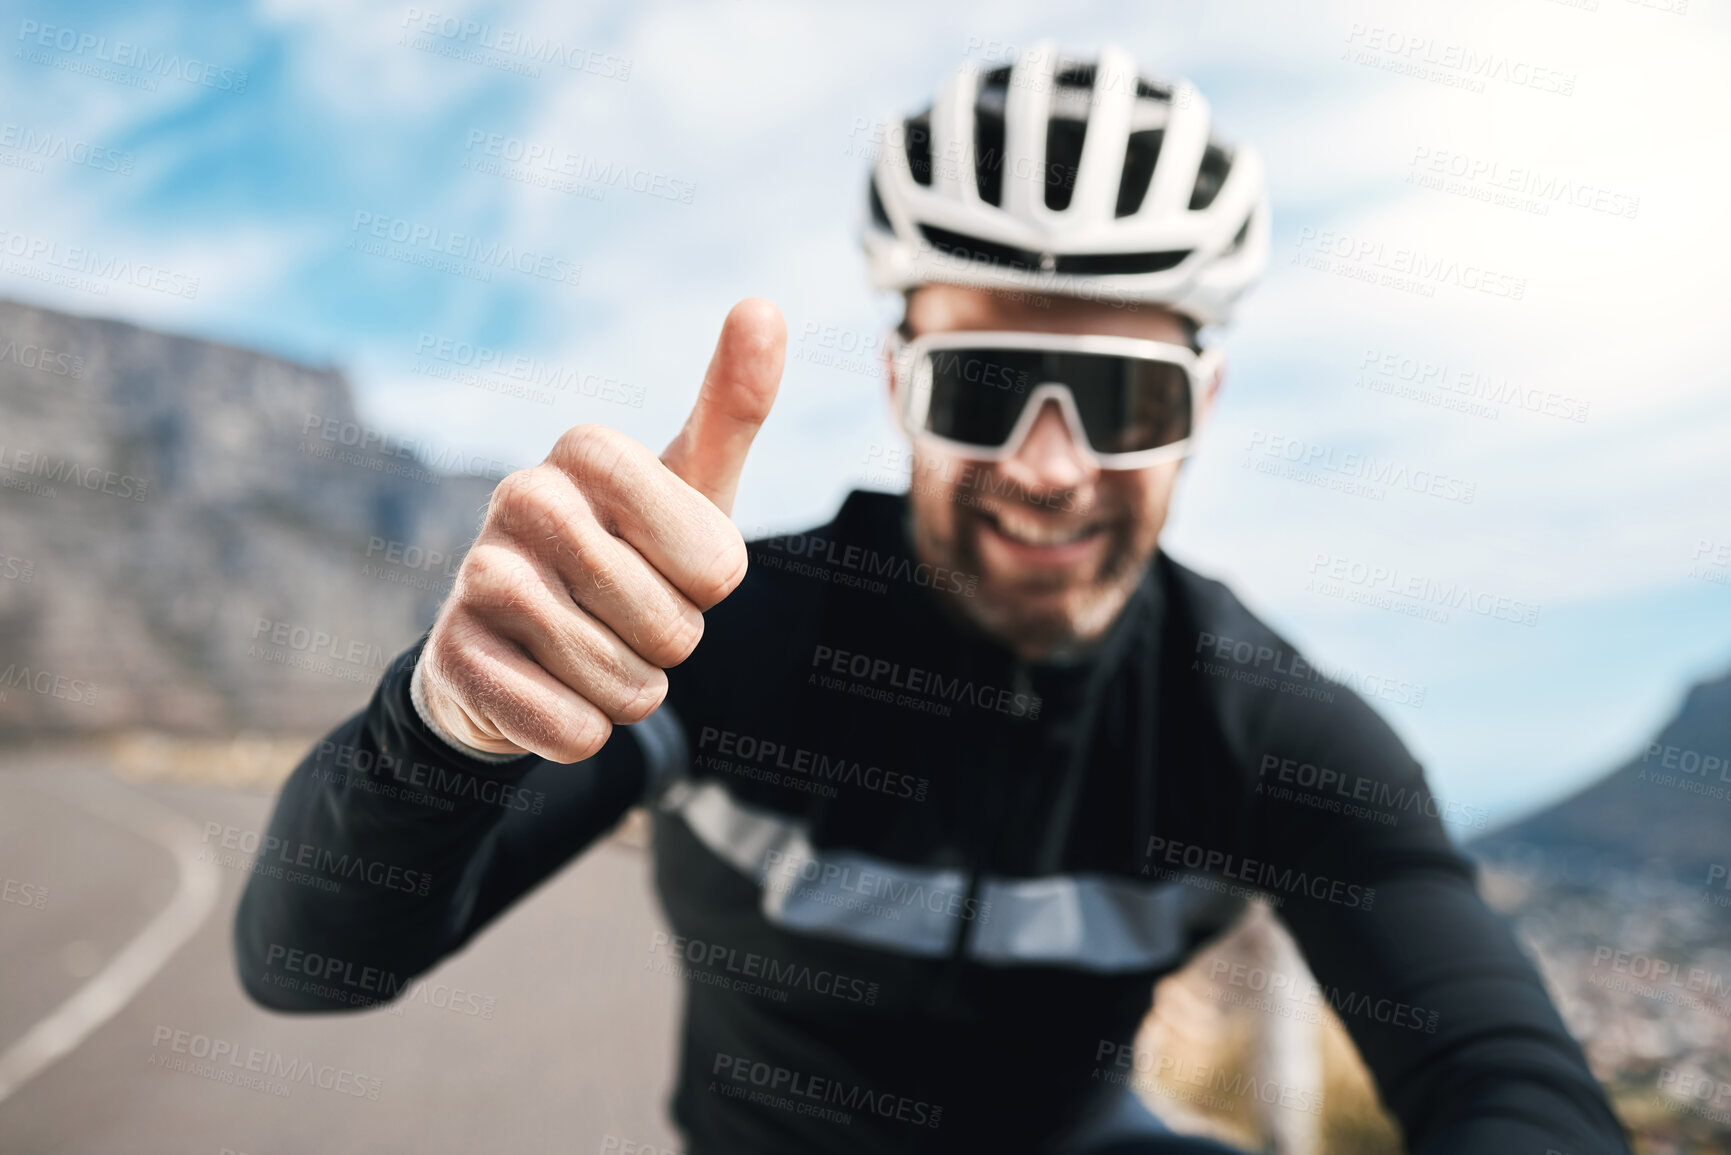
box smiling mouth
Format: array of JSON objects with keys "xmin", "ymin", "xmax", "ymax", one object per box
[{"xmin": 975, "ymin": 504, "xmax": 1106, "ymax": 549}]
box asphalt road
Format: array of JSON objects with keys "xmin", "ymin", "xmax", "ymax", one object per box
[{"xmin": 0, "ymin": 750, "xmax": 687, "ymax": 1155}]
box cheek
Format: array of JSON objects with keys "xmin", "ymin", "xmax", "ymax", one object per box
[
  {"xmin": 908, "ymin": 469, "xmax": 957, "ymax": 532},
  {"xmin": 1108, "ymin": 468, "xmax": 1175, "ymax": 521}
]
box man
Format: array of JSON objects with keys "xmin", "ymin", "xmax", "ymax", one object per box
[{"xmin": 236, "ymin": 43, "xmax": 1630, "ymax": 1154}]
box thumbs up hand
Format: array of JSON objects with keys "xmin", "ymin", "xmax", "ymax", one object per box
[{"xmin": 419, "ymin": 299, "xmax": 786, "ymax": 762}]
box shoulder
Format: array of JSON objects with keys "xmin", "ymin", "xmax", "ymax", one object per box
[
  {"xmin": 1157, "ymin": 552, "xmax": 1420, "ymax": 779},
  {"xmin": 1161, "ymin": 553, "xmax": 1460, "ymax": 861},
  {"xmin": 1159, "ymin": 552, "xmax": 1285, "ymax": 656}
]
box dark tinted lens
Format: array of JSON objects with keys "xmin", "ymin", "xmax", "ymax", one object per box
[
  {"xmin": 923, "ymin": 348, "xmax": 1038, "ymax": 447},
  {"xmin": 1062, "ymin": 352, "xmax": 1191, "ymax": 454},
  {"xmin": 923, "ymin": 346, "xmax": 1191, "ymax": 456}
]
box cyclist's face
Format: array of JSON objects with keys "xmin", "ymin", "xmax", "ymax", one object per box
[{"xmin": 893, "ymin": 284, "xmax": 1218, "ymax": 660}]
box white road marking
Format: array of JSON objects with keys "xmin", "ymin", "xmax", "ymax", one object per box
[{"xmin": 0, "ymin": 773, "xmax": 221, "ymax": 1105}]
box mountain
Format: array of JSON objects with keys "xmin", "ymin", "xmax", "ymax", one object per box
[
  {"xmin": 1473, "ymin": 666, "xmax": 1731, "ymax": 889},
  {"xmin": 1469, "ymin": 667, "xmax": 1731, "ymax": 1149},
  {"xmin": 0, "ymin": 298, "xmax": 495, "ymax": 737}
]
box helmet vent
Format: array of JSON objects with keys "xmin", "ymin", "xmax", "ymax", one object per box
[
  {"xmin": 905, "ymin": 113, "xmax": 933, "ymax": 187},
  {"xmin": 1188, "ymin": 143, "xmax": 1233, "ymax": 211},
  {"xmin": 1220, "ymin": 212, "xmax": 1252, "ymax": 256},
  {"xmin": 918, "ymin": 225, "xmax": 1040, "ymax": 272},
  {"xmin": 917, "ymin": 224, "xmax": 1191, "ymax": 277},
  {"xmin": 1053, "ymin": 249, "xmax": 1191, "ymax": 276},
  {"xmin": 1114, "ymin": 129, "xmax": 1163, "ymax": 218},
  {"xmin": 1043, "ymin": 116, "xmax": 1087, "ymax": 211},
  {"xmin": 1054, "ymin": 64, "xmax": 1096, "ymax": 90},
  {"xmin": 973, "ymin": 69, "xmax": 1011, "ymax": 205},
  {"xmin": 974, "ymin": 107, "xmax": 1006, "ymax": 206},
  {"xmin": 868, "ymin": 177, "xmax": 892, "ymax": 231},
  {"xmin": 975, "ymin": 67, "xmax": 1010, "ymax": 117}
]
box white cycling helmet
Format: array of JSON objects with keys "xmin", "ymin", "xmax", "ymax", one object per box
[{"xmin": 862, "ymin": 42, "xmax": 1270, "ymax": 327}]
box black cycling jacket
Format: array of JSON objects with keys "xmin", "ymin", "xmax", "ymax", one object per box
[{"xmin": 234, "ymin": 489, "xmax": 1630, "ymax": 1155}]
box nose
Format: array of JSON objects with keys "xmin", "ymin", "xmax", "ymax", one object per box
[{"xmin": 1001, "ymin": 398, "xmax": 1092, "ymax": 493}]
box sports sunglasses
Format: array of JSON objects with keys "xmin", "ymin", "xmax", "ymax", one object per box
[{"xmin": 888, "ymin": 330, "xmax": 1220, "ymax": 470}]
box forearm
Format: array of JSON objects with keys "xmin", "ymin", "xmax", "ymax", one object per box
[
  {"xmin": 1229, "ymin": 666, "xmax": 1629, "ymax": 1152},
  {"xmin": 1281, "ymin": 861, "xmax": 1630, "ymax": 1155},
  {"xmin": 232, "ymin": 638, "xmax": 651, "ymax": 1011}
]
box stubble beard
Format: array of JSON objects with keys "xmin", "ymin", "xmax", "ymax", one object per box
[{"xmin": 918, "ymin": 488, "xmax": 1159, "ymax": 661}]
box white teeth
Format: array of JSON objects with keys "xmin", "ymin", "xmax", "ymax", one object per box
[{"xmin": 991, "ymin": 507, "xmax": 1093, "ymax": 547}]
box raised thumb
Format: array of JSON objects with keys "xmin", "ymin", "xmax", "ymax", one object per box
[{"xmin": 660, "ymin": 297, "xmax": 786, "ymax": 516}]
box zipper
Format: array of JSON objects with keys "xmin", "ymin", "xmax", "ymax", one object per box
[
  {"xmin": 944, "ymin": 656, "xmax": 1032, "ymax": 966},
  {"xmin": 927, "ymin": 652, "xmax": 1027, "ymax": 1024}
]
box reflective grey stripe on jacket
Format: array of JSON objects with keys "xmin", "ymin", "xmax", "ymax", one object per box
[{"xmin": 659, "ymin": 777, "xmax": 1244, "ymax": 973}]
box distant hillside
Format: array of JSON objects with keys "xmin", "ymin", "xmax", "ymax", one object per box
[
  {"xmin": 1473, "ymin": 666, "xmax": 1731, "ymax": 887},
  {"xmin": 0, "ymin": 298, "xmax": 495, "ymax": 737}
]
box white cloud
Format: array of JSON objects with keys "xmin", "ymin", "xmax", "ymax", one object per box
[{"xmin": 4, "ymin": 0, "xmax": 1728, "ymax": 823}]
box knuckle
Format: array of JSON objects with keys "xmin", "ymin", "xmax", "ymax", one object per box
[
  {"xmin": 554, "ymin": 423, "xmax": 636, "ymax": 483},
  {"xmin": 610, "ymin": 667, "xmax": 669, "ymax": 725},
  {"xmin": 458, "ymin": 544, "xmax": 544, "ymax": 615},
  {"xmin": 552, "ymin": 422, "xmax": 606, "ymax": 460},
  {"xmin": 640, "ymin": 608, "xmax": 704, "ymax": 667},
  {"xmin": 488, "ymin": 467, "xmax": 569, "ymax": 544},
  {"xmin": 690, "ymin": 527, "xmax": 749, "ymax": 609},
  {"xmin": 487, "ymin": 467, "xmax": 537, "ymax": 518},
  {"xmin": 547, "ymin": 710, "xmax": 611, "ymax": 764}
]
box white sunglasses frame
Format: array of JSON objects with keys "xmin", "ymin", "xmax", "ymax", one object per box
[{"xmin": 887, "ymin": 330, "xmax": 1221, "ymax": 471}]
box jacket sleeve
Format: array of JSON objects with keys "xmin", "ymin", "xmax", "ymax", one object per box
[
  {"xmin": 1241, "ymin": 681, "xmax": 1631, "ymax": 1154},
  {"xmin": 232, "ymin": 635, "xmax": 671, "ymax": 1012}
]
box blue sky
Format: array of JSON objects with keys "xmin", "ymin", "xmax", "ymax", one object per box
[{"xmin": 3, "ymin": 0, "xmax": 1729, "ymax": 826}]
